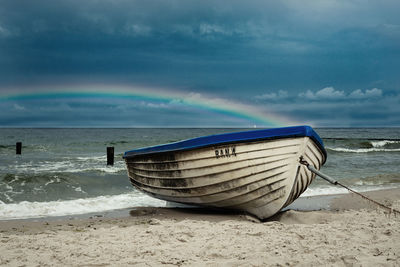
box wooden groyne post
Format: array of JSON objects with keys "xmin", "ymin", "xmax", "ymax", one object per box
[
  {"xmin": 16, "ymin": 142, "xmax": 22, "ymax": 154},
  {"xmin": 107, "ymin": 147, "xmax": 114, "ymax": 166}
]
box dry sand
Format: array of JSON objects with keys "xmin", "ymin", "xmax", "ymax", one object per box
[{"xmin": 1, "ymin": 188, "xmax": 399, "ymax": 266}]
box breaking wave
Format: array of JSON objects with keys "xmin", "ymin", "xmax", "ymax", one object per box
[
  {"xmin": 326, "ymin": 139, "xmax": 400, "ymax": 153},
  {"xmin": 301, "ymin": 185, "xmax": 399, "ymax": 197},
  {"xmin": 327, "ymin": 147, "xmax": 400, "ymax": 153},
  {"xmin": 0, "ymin": 192, "xmax": 166, "ymax": 220}
]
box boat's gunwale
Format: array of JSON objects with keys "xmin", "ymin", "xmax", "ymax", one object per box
[{"xmin": 123, "ymin": 126, "xmax": 327, "ymax": 163}]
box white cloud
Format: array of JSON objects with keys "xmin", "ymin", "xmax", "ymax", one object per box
[
  {"xmin": 0, "ymin": 24, "xmax": 11, "ymax": 37},
  {"xmin": 199, "ymin": 23, "xmax": 231, "ymax": 36},
  {"xmin": 298, "ymin": 90, "xmax": 317, "ymax": 99},
  {"xmin": 187, "ymin": 92, "xmax": 203, "ymax": 100},
  {"xmin": 144, "ymin": 102, "xmax": 168, "ymax": 108},
  {"xmin": 298, "ymin": 87, "xmax": 383, "ymax": 100},
  {"xmin": 255, "ymin": 90, "xmax": 288, "ymax": 100},
  {"xmin": 349, "ymin": 89, "xmax": 364, "ymax": 98},
  {"xmin": 13, "ymin": 104, "xmax": 26, "ymax": 111},
  {"xmin": 349, "ymin": 88, "xmax": 382, "ymax": 98},
  {"xmin": 315, "ymin": 87, "xmax": 345, "ymax": 99},
  {"xmin": 124, "ymin": 24, "xmax": 151, "ymax": 36}
]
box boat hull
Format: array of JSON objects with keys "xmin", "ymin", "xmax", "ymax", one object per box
[{"xmin": 124, "ymin": 136, "xmax": 325, "ymax": 219}]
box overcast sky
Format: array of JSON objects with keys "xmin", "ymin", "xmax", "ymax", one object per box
[{"xmin": 0, "ymin": 0, "xmax": 399, "ymax": 127}]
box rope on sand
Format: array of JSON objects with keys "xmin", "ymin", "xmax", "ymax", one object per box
[{"xmin": 299, "ymin": 156, "xmax": 400, "ymax": 216}]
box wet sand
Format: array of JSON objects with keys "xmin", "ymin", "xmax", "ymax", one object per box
[{"xmin": 1, "ymin": 188, "xmax": 399, "ymax": 266}]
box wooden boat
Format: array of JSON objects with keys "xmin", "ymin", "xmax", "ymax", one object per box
[{"xmin": 123, "ymin": 126, "xmax": 327, "ymax": 219}]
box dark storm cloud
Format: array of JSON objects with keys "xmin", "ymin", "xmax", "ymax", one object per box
[
  {"xmin": 0, "ymin": 0, "xmax": 399, "ymax": 126},
  {"xmin": 0, "ymin": 0, "xmax": 264, "ymax": 78},
  {"xmin": 1, "ymin": 0, "xmax": 398, "ymax": 90}
]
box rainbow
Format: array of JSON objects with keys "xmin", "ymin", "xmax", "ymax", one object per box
[{"xmin": 0, "ymin": 85, "xmax": 297, "ymax": 127}]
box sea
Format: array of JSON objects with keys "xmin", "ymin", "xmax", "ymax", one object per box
[{"xmin": 1, "ymin": 128, "xmax": 400, "ymax": 220}]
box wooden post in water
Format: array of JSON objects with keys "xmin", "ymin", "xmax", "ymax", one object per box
[
  {"xmin": 16, "ymin": 142, "xmax": 22, "ymax": 155},
  {"xmin": 107, "ymin": 147, "xmax": 114, "ymax": 166}
]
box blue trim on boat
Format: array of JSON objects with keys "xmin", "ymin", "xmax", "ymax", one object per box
[{"xmin": 123, "ymin": 126, "xmax": 327, "ymax": 161}]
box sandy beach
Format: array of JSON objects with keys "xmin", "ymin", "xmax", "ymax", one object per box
[{"xmin": 1, "ymin": 188, "xmax": 399, "ymax": 266}]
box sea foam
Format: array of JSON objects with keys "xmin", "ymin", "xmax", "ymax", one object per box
[
  {"xmin": 301, "ymin": 184, "xmax": 398, "ymax": 197},
  {"xmin": 0, "ymin": 193, "xmax": 166, "ymax": 220},
  {"xmin": 326, "ymin": 147, "xmax": 400, "ymax": 153},
  {"xmin": 1, "ymin": 185, "xmax": 399, "ymax": 220},
  {"xmin": 371, "ymin": 140, "xmax": 400, "ymax": 148},
  {"xmin": 10, "ymin": 156, "xmax": 126, "ymax": 174}
]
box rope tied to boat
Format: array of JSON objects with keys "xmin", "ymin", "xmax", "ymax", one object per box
[{"xmin": 299, "ymin": 156, "xmax": 400, "ymax": 216}]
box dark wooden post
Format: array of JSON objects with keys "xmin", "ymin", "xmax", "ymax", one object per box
[
  {"xmin": 16, "ymin": 142, "xmax": 22, "ymax": 155},
  {"xmin": 107, "ymin": 147, "xmax": 114, "ymax": 166}
]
